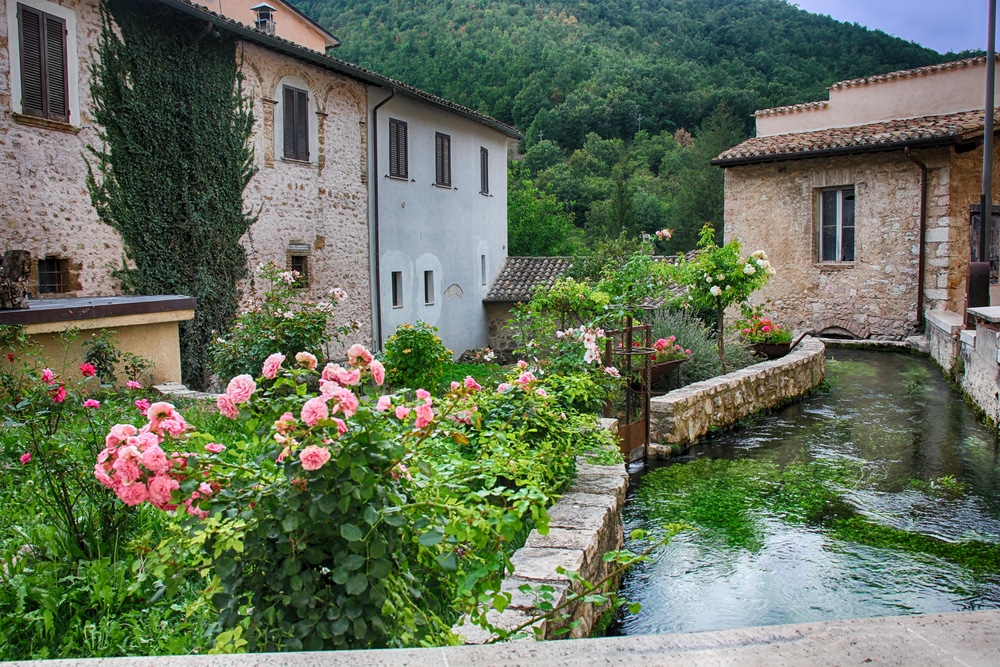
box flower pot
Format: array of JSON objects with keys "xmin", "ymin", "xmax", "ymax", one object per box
[
  {"xmin": 649, "ymin": 358, "xmax": 686, "ymax": 384},
  {"xmin": 752, "ymin": 342, "xmax": 792, "ymax": 359}
]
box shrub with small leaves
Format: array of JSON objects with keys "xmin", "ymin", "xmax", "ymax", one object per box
[{"xmin": 381, "ymin": 321, "xmax": 453, "ymax": 391}]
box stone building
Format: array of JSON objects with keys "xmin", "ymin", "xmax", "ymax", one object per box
[
  {"xmin": 714, "ymin": 57, "xmax": 1000, "ymax": 340},
  {"xmin": 1, "ymin": 0, "xmax": 518, "ymax": 358}
]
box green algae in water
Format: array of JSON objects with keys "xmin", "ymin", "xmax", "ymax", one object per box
[{"xmin": 616, "ymin": 349, "xmax": 1000, "ymax": 636}]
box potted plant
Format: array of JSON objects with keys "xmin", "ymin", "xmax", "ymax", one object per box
[
  {"xmin": 736, "ymin": 304, "xmax": 792, "ymax": 358},
  {"xmin": 648, "ymin": 335, "xmax": 691, "ymax": 382}
]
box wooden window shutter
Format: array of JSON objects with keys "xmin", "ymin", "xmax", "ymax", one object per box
[
  {"xmin": 389, "ymin": 118, "xmax": 407, "ymax": 178},
  {"xmin": 480, "ymin": 146, "xmax": 489, "ymax": 194},
  {"xmin": 18, "ymin": 4, "xmax": 68, "ymax": 122},
  {"xmin": 435, "ymin": 132, "xmax": 451, "ymax": 187},
  {"xmin": 282, "ymin": 85, "xmax": 309, "ymax": 161}
]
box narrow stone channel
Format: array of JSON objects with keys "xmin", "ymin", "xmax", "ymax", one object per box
[{"xmin": 613, "ymin": 348, "xmax": 1000, "ymax": 636}]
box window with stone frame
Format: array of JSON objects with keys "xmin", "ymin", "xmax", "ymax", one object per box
[
  {"xmin": 282, "ymin": 84, "xmax": 309, "ymax": 162},
  {"xmin": 37, "ymin": 256, "xmax": 70, "ymax": 294},
  {"xmin": 17, "ymin": 2, "xmax": 69, "ymax": 123},
  {"xmin": 819, "ymin": 186, "xmax": 855, "ymax": 262}
]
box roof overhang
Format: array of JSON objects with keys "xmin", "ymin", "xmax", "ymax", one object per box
[{"xmin": 711, "ymin": 134, "xmax": 979, "ymax": 168}]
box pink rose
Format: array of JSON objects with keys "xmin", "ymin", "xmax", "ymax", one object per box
[
  {"xmin": 106, "ymin": 424, "xmax": 137, "ymax": 448},
  {"xmin": 19, "ymin": 452, "xmax": 31, "ymax": 465},
  {"xmin": 369, "ymin": 359, "xmax": 385, "ymax": 386},
  {"xmin": 51, "ymin": 385, "xmax": 66, "ymax": 403},
  {"xmin": 126, "ymin": 380, "xmax": 142, "ymax": 390},
  {"xmin": 135, "ymin": 431, "xmax": 160, "ymax": 451},
  {"xmin": 117, "ymin": 482, "xmax": 149, "ymax": 507},
  {"xmin": 226, "ymin": 374, "xmax": 256, "ymax": 404},
  {"xmin": 415, "ymin": 388, "xmax": 431, "ymax": 402},
  {"xmin": 141, "ymin": 445, "xmax": 170, "ymax": 475},
  {"xmin": 205, "ymin": 442, "xmax": 226, "ymax": 454},
  {"xmin": 216, "ymin": 393, "xmax": 239, "ymax": 420},
  {"xmin": 464, "ymin": 376, "xmax": 482, "ymax": 391},
  {"xmin": 347, "ymin": 344, "xmax": 373, "ymax": 367},
  {"xmin": 497, "ymin": 383, "xmax": 513, "ymax": 393},
  {"xmin": 299, "ymin": 445, "xmax": 331, "ymax": 471},
  {"xmin": 295, "ymin": 351, "xmax": 318, "ymax": 370},
  {"xmin": 41, "ymin": 368, "xmax": 55, "ymax": 384},
  {"xmin": 516, "ymin": 360, "xmax": 528, "ymax": 369},
  {"xmin": 83, "ymin": 398, "xmax": 101, "ymax": 409},
  {"xmin": 328, "ymin": 386, "xmax": 359, "ymax": 418},
  {"xmin": 134, "ymin": 398, "xmax": 150, "ymax": 416},
  {"xmin": 415, "ymin": 402, "xmax": 434, "ymax": 428},
  {"xmin": 94, "ymin": 463, "xmax": 114, "ymax": 489},
  {"xmin": 198, "ymin": 482, "xmax": 214, "ymax": 496},
  {"xmin": 160, "ymin": 417, "xmax": 188, "ymax": 438},
  {"xmin": 536, "ymin": 388, "xmax": 547, "ymax": 397},
  {"xmin": 301, "ymin": 396, "xmax": 330, "ymax": 427},
  {"xmin": 376, "ymin": 395, "xmax": 392, "ymax": 412},
  {"xmin": 262, "ymin": 353, "xmax": 285, "ymax": 379},
  {"xmin": 147, "ymin": 475, "xmax": 180, "ymax": 509},
  {"xmin": 331, "ymin": 417, "xmax": 348, "ymax": 436},
  {"xmin": 79, "ymin": 363, "xmax": 97, "ymax": 377},
  {"xmin": 395, "ymin": 405, "xmax": 411, "ymax": 420},
  {"xmin": 516, "ymin": 372, "xmax": 536, "ymax": 386}
]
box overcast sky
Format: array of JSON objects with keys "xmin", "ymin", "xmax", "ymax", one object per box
[{"xmin": 791, "ymin": 0, "xmax": 989, "ymax": 54}]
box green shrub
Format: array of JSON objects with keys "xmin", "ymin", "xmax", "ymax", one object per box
[
  {"xmin": 381, "ymin": 321, "xmax": 453, "ymax": 390},
  {"xmin": 209, "ymin": 263, "xmax": 353, "ymax": 384}
]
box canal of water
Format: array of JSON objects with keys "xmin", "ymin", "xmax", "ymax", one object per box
[{"xmin": 613, "ymin": 348, "xmax": 1000, "ymax": 636}]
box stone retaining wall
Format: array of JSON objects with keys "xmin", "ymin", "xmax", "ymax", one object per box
[
  {"xmin": 650, "ymin": 336, "xmax": 825, "ymax": 452},
  {"xmin": 455, "ymin": 419, "xmax": 628, "ymax": 643}
]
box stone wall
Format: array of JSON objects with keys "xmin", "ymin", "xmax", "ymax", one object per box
[
  {"xmin": 723, "ymin": 149, "xmax": 954, "ymax": 339},
  {"xmin": 926, "ymin": 309, "xmax": 963, "ymax": 374},
  {"xmin": 650, "ymin": 337, "xmax": 825, "ymax": 450},
  {"xmin": 485, "ymin": 302, "xmax": 517, "ymax": 358},
  {"xmin": 455, "ymin": 419, "xmax": 628, "ymax": 643},
  {"xmin": 927, "ymin": 308, "xmax": 1000, "ymax": 426}
]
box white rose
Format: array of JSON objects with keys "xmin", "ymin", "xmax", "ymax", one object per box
[
  {"xmin": 743, "ymin": 264, "xmax": 756, "ymax": 275},
  {"xmin": 710, "ymin": 285, "xmax": 722, "ymax": 297}
]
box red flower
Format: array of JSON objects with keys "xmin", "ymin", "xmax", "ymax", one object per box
[
  {"xmin": 79, "ymin": 363, "xmax": 97, "ymax": 377},
  {"xmin": 5, "ymin": 353, "xmax": 13, "ymax": 363},
  {"xmin": 50, "ymin": 385, "xmax": 67, "ymax": 403}
]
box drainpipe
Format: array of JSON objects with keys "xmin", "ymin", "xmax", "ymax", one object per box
[
  {"xmin": 905, "ymin": 146, "xmax": 928, "ymax": 330},
  {"xmin": 371, "ymin": 87, "xmax": 396, "ymax": 351},
  {"xmin": 982, "ymin": 0, "xmax": 997, "ymax": 276}
]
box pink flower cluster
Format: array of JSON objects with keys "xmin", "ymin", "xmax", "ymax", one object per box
[
  {"xmin": 217, "ymin": 374, "xmax": 256, "ymax": 419},
  {"xmin": 655, "ymin": 228, "xmax": 673, "ymax": 241},
  {"xmin": 38, "ymin": 367, "xmax": 66, "ymax": 403},
  {"xmin": 95, "ymin": 403, "xmax": 210, "ymax": 517}
]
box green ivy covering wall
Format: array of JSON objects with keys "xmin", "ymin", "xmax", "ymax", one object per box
[{"xmin": 87, "ymin": 0, "xmax": 257, "ymax": 390}]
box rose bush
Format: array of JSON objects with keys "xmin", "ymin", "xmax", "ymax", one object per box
[{"xmin": 98, "ymin": 342, "xmax": 615, "ymax": 651}]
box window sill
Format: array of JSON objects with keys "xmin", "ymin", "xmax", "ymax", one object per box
[
  {"xmin": 387, "ymin": 175, "xmax": 410, "ymax": 182},
  {"xmin": 280, "ymin": 157, "xmax": 314, "ymax": 167},
  {"xmin": 432, "ymin": 183, "xmax": 453, "ymax": 189},
  {"xmin": 815, "ymin": 262, "xmax": 855, "ymax": 271},
  {"xmin": 13, "ymin": 113, "xmax": 81, "ymax": 134},
  {"xmin": 479, "ymin": 191, "xmax": 491, "ymax": 197}
]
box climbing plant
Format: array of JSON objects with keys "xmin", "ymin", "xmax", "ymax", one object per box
[{"xmin": 86, "ymin": 0, "xmax": 257, "ymax": 389}]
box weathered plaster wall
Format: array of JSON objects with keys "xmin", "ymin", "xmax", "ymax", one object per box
[
  {"xmin": 0, "ymin": 0, "xmax": 122, "ymax": 297},
  {"xmin": 456, "ymin": 421, "xmax": 627, "ymax": 643},
  {"xmin": 370, "ymin": 91, "xmax": 509, "ymax": 356},
  {"xmin": 238, "ymin": 42, "xmax": 373, "ymax": 354},
  {"xmin": 724, "ymin": 149, "xmax": 955, "ymax": 339},
  {"xmin": 650, "ymin": 337, "xmax": 825, "ymax": 449}
]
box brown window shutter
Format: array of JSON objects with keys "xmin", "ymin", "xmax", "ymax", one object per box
[
  {"xmin": 294, "ymin": 87, "xmax": 309, "ymax": 161},
  {"xmin": 19, "ymin": 4, "xmax": 46, "ymax": 118},
  {"xmin": 435, "ymin": 132, "xmax": 451, "ymax": 187},
  {"xmin": 480, "ymin": 146, "xmax": 489, "ymax": 194},
  {"xmin": 44, "ymin": 14, "xmax": 68, "ymax": 122},
  {"xmin": 389, "ymin": 118, "xmax": 408, "ymax": 179}
]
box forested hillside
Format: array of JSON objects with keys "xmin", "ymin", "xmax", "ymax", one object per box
[{"xmin": 294, "ymin": 0, "xmax": 958, "ymax": 253}]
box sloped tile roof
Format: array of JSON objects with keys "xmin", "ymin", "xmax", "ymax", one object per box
[
  {"xmin": 155, "ymin": 0, "xmax": 522, "ymax": 138},
  {"xmin": 829, "ymin": 56, "xmax": 992, "ymax": 91},
  {"xmin": 713, "ymin": 109, "xmax": 995, "ymax": 166},
  {"xmin": 484, "ymin": 257, "xmax": 573, "ymax": 303}
]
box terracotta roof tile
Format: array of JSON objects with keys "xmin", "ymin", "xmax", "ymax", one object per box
[
  {"xmin": 483, "ymin": 257, "xmax": 573, "ymax": 303},
  {"xmin": 714, "ymin": 109, "xmax": 995, "ymax": 166},
  {"xmin": 829, "ymin": 56, "xmax": 992, "ymax": 90}
]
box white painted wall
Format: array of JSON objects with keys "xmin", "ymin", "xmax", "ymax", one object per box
[{"xmin": 368, "ymin": 90, "xmax": 509, "ymax": 356}]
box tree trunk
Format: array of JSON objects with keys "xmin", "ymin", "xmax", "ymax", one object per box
[{"xmin": 0, "ymin": 250, "xmax": 31, "ymax": 310}]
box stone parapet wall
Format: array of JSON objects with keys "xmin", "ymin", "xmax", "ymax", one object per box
[
  {"xmin": 927, "ymin": 308, "xmax": 1000, "ymax": 425},
  {"xmin": 650, "ymin": 337, "xmax": 825, "ymax": 450},
  {"xmin": 926, "ymin": 309, "xmax": 963, "ymax": 373},
  {"xmin": 455, "ymin": 419, "xmax": 628, "ymax": 643}
]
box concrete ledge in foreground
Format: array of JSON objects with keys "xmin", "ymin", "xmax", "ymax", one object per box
[{"xmin": 8, "ymin": 609, "xmax": 999, "ymax": 667}]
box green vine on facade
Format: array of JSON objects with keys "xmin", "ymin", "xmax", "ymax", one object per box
[{"xmin": 86, "ymin": 0, "xmax": 257, "ymax": 389}]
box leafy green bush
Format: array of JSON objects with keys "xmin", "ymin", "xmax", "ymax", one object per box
[
  {"xmin": 381, "ymin": 321, "xmax": 453, "ymax": 391},
  {"xmin": 210, "ymin": 263, "xmax": 353, "ymax": 384}
]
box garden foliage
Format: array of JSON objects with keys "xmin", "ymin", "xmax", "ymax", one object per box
[{"xmin": 380, "ymin": 321, "xmax": 454, "ymax": 391}]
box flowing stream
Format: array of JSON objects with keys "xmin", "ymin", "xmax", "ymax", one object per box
[{"xmin": 613, "ymin": 349, "xmax": 1000, "ymax": 636}]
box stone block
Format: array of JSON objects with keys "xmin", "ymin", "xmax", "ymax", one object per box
[{"xmin": 510, "ymin": 547, "xmax": 586, "ymax": 582}]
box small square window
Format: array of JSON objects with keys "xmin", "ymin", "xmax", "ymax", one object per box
[
  {"xmin": 424, "ymin": 270, "xmax": 435, "ymax": 305},
  {"xmin": 391, "ymin": 271, "xmax": 403, "ymax": 308},
  {"xmin": 37, "ymin": 256, "xmax": 69, "ymax": 294}
]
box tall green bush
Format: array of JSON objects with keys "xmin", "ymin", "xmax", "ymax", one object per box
[{"xmin": 86, "ymin": 0, "xmax": 257, "ymax": 390}]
